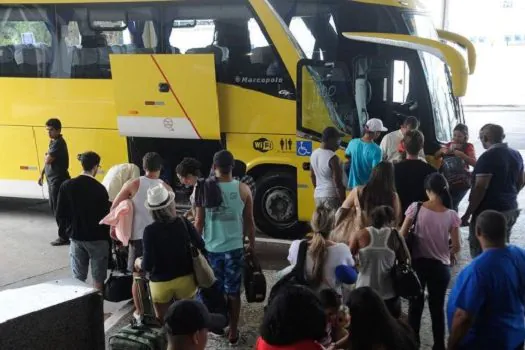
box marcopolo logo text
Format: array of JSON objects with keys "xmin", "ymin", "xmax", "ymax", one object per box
[
  {"xmin": 235, "ymin": 76, "xmax": 284, "ymax": 84},
  {"xmin": 253, "ymin": 138, "xmax": 274, "ymax": 153}
]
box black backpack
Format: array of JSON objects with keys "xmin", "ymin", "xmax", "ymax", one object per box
[
  {"xmin": 244, "ymin": 251, "xmax": 267, "ymax": 303},
  {"xmin": 267, "ymin": 240, "xmax": 309, "ymax": 307}
]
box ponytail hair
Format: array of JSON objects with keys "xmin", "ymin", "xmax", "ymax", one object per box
[
  {"xmin": 370, "ymin": 206, "xmax": 395, "ymax": 229},
  {"xmin": 424, "ymin": 173, "xmax": 453, "ymax": 209},
  {"xmin": 310, "ymin": 205, "xmax": 335, "ymax": 287}
]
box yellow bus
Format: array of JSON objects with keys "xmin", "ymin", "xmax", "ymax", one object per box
[{"xmin": 0, "ymin": 0, "xmax": 473, "ymax": 238}]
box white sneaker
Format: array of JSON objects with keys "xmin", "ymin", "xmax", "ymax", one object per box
[{"xmin": 133, "ymin": 312, "xmax": 143, "ymax": 326}]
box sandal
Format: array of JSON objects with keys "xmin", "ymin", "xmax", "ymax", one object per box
[{"xmin": 228, "ymin": 330, "xmax": 240, "ymax": 346}]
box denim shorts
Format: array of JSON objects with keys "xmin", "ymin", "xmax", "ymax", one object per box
[
  {"xmin": 70, "ymin": 239, "xmax": 109, "ymax": 284},
  {"xmin": 208, "ymin": 248, "xmax": 244, "ymax": 296}
]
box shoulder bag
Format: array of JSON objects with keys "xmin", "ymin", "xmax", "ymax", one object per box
[
  {"xmin": 331, "ymin": 187, "xmax": 366, "ymax": 244},
  {"xmin": 181, "ymin": 218, "xmax": 216, "ymax": 289},
  {"xmin": 405, "ymin": 202, "xmax": 423, "ymax": 255},
  {"xmin": 390, "ymin": 229, "xmax": 423, "ymax": 300}
]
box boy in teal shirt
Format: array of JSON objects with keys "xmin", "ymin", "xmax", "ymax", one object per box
[{"xmin": 345, "ymin": 118, "xmax": 386, "ymax": 188}]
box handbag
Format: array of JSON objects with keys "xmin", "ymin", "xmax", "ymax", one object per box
[
  {"xmin": 104, "ymin": 242, "xmax": 133, "ymax": 302},
  {"xmin": 267, "ymin": 240, "xmax": 309, "ymax": 307},
  {"xmin": 104, "ymin": 271, "xmax": 133, "ymax": 302},
  {"xmin": 391, "ymin": 229, "xmax": 423, "ymax": 300},
  {"xmin": 405, "ymin": 202, "xmax": 423, "ymax": 254},
  {"xmin": 330, "ymin": 188, "xmax": 366, "ymax": 244},
  {"xmin": 181, "ymin": 218, "xmax": 216, "ymax": 289},
  {"xmin": 244, "ymin": 251, "xmax": 267, "ymax": 303}
]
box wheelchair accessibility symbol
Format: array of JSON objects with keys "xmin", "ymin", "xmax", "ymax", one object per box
[{"xmin": 296, "ymin": 141, "xmax": 312, "ymax": 157}]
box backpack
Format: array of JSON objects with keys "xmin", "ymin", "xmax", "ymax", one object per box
[
  {"xmin": 267, "ymin": 240, "xmax": 309, "ymax": 307},
  {"xmin": 196, "ymin": 282, "xmax": 229, "ymax": 331},
  {"xmin": 440, "ymin": 149, "xmax": 471, "ymax": 190}
]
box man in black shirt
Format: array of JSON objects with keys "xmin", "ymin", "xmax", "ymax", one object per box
[
  {"xmin": 56, "ymin": 152, "xmax": 110, "ymax": 291},
  {"xmin": 394, "ymin": 130, "xmax": 437, "ymax": 214},
  {"xmin": 38, "ymin": 118, "xmax": 70, "ymax": 246},
  {"xmin": 462, "ymin": 124, "xmax": 525, "ymax": 258}
]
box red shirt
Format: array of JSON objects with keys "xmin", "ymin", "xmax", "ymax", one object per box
[
  {"xmin": 445, "ymin": 142, "xmax": 476, "ymax": 171},
  {"xmin": 255, "ymin": 337, "xmax": 325, "ymax": 350}
]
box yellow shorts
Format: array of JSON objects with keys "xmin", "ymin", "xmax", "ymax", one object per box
[{"xmin": 149, "ymin": 274, "xmax": 197, "ymax": 304}]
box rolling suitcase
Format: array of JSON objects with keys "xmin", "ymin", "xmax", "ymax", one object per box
[{"xmin": 109, "ymin": 276, "xmax": 167, "ymax": 350}]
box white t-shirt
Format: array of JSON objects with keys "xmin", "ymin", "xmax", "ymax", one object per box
[
  {"xmin": 287, "ymin": 240, "xmax": 354, "ymax": 294},
  {"xmin": 380, "ymin": 129, "xmax": 425, "ymax": 162},
  {"xmin": 310, "ymin": 148, "xmax": 338, "ymax": 198}
]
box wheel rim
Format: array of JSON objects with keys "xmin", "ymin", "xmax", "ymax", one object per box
[{"xmin": 262, "ymin": 185, "xmax": 296, "ymax": 228}]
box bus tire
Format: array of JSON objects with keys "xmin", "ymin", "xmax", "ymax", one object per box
[{"xmin": 254, "ymin": 172, "xmax": 307, "ymax": 239}]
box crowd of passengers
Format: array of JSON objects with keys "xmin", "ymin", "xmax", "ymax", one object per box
[{"xmin": 39, "ymin": 116, "xmax": 525, "ymax": 349}]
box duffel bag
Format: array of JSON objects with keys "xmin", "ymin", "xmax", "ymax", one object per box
[{"xmin": 109, "ymin": 324, "xmax": 166, "ymax": 350}]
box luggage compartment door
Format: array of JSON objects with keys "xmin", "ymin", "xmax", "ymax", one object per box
[{"xmin": 110, "ymin": 54, "xmax": 221, "ymax": 140}]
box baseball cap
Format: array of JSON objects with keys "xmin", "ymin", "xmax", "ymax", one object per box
[
  {"xmin": 365, "ymin": 118, "xmax": 388, "ymax": 133},
  {"xmin": 213, "ymin": 150, "xmax": 235, "ymax": 169},
  {"xmin": 164, "ymin": 300, "xmax": 227, "ymax": 335},
  {"xmin": 322, "ymin": 127, "xmax": 343, "ymax": 142}
]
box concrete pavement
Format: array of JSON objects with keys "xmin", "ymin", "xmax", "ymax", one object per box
[{"xmin": 0, "ymin": 198, "xmax": 129, "ymax": 317}]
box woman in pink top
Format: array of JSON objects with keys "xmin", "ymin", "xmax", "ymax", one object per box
[{"xmin": 400, "ymin": 173, "xmax": 461, "ymax": 350}]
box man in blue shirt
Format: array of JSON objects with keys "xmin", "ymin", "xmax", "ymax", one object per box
[
  {"xmin": 461, "ymin": 124, "xmax": 524, "ymax": 258},
  {"xmin": 345, "ymin": 118, "xmax": 386, "ymax": 189},
  {"xmin": 447, "ymin": 210, "xmax": 525, "ymax": 350}
]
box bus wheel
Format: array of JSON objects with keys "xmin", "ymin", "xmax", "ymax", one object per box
[{"xmin": 254, "ymin": 172, "xmax": 306, "ymax": 239}]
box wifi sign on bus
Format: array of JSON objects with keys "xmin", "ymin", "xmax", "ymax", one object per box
[{"xmin": 253, "ymin": 138, "xmax": 274, "ymax": 153}]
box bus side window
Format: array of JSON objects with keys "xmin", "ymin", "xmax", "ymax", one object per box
[
  {"xmin": 392, "ymin": 60, "xmax": 410, "ymax": 104},
  {"xmin": 164, "ymin": 4, "xmax": 294, "ymax": 99},
  {"xmin": 0, "ymin": 6, "xmax": 54, "ymax": 78},
  {"xmin": 56, "ymin": 4, "xmax": 160, "ymax": 79}
]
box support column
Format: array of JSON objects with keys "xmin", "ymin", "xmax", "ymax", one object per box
[{"xmin": 441, "ymin": 0, "xmax": 450, "ymax": 30}]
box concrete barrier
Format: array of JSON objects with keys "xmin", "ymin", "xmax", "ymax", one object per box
[{"xmin": 0, "ymin": 278, "xmax": 104, "ymax": 350}]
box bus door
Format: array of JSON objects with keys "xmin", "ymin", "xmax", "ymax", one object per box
[
  {"xmin": 109, "ymin": 54, "xmax": 221, "ymax": 140},
  {"xmin": 341, "ymin": 32, "xmax": 469, "ymax": 160},
  {"xmin": 296, "ymin": 59, "xmax": 357, "ymax": 219}
]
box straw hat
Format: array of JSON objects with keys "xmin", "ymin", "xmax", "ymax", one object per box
[{"xmin": 144, "ymin": 184, "xmax": 175, "ymax": 210}]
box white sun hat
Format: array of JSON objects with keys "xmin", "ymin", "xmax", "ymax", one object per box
[{"xmin": 145, "ymin": 184, "xmax": 175, "ymax": 210}]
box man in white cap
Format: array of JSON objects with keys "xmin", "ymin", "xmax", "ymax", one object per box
[{"xmin": 345, "ymin": 118, "xmax": 387, "ymax": 189}]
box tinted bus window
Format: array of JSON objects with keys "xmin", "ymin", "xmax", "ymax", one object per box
[
  {"xmin": 163, "ymin": 3, "xmax": 294, "ymax": 98},
  {"xmin": 0, "ymin": 5, "xmax": 54, "ymax": 77},
  {"xmin": 1, "ymin": 1, "xmax": 294, "ymax": 98},
  {"xmin": 55, "ymin": 4, "xmax": 160, "ymax": 79}
]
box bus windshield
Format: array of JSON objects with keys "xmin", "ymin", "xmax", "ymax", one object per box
[
  {"xmin": 403, "ymin": 12, "xmax": 439, "ymax": 40},
  {"xmin": 418, "ymin": 51, "xmax": 455, "ymax": 142},
  {"xmin": 403, "ymin": 12, "xmax": 457, "ymax": 141}
]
